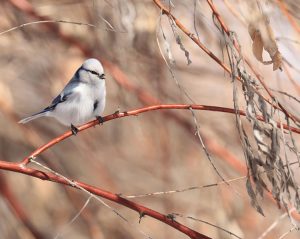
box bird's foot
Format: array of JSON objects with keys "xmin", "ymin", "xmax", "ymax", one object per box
[
  {"xmin": 96, "ymin": 116, "xmax": 104, "ymax": 125},
  {"xmin": 71, "ymin": 124, "xmax": 79, "ymax": 135}
]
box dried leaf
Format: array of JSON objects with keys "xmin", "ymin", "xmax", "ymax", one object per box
[
  {"xmin": 248, "ymin": 25, "xmax": 263, "ymax": 62},
  {"xmin": 175, "ymin": 35, "xmax": 192, "ymax": 65},
  {"xmin": 272, "ymin": 51, "xmax": 283, "ymax": 71},
  {"xmin": 248, "ymin": 15, "xmax": 282, "ymax": 71},
  {"xmin": 246, "ymin": 178, "xmax": 265, "ymax": 216}
]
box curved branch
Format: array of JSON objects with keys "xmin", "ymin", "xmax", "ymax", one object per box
[
  {"xmin": 0, "ymin": 160, "xmax": 210, "ymax": 239},
  {"xmin": 21, "ymin": 104, "xmax": 300, "ymax": 165}
]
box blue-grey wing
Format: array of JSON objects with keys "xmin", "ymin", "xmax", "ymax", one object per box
[{"xmin": 43, "ymin": 81, "xmax": 79, "ymax": 112}]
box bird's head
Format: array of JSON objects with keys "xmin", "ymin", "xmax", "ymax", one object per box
[{"xmin": 79, "ymin": 58, "xmax": 105, "ymax": 84}]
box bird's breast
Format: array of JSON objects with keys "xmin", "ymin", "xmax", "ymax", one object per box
[{"xmin": 53, "ymin": 83, "xmax": 105, "ymax": 126}]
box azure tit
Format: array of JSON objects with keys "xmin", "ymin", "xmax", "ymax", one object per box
[{"xmin": 19, "ymin": 58, "xmax": 106, "ymax": 135}]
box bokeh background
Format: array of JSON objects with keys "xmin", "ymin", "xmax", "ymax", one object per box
[{"xmin": 0, "ymin": 0, "xmax": 300, "ymax": 238}]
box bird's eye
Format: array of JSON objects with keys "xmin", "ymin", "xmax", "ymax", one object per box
[
  {"xmin": 100, "ymin": 74, "xmax": 105, "ymax": 79},
  {"xmin": 89, "ymin": 70, "xmax": 99, "ymax": 76}
]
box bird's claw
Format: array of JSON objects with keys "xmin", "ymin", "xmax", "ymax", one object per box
[
  {"xmin": 96, "ymin": 116, "xmax": 104, "ymax": 125},
  {"xmin": 71, "ymin": 124, "xmax": 79, "ymax": 135}
]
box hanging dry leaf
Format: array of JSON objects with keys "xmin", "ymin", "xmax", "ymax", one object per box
[
  {"xmin": 271, "ymin": 51, "xmax": 283, "ymax": 71},
  {"xmin": 248, "ymin": 15, "xmax": 282, "ymax": 71},
  {"xmin": 248, "ymin": 24, "xmax": 264, "ymax": 62}
]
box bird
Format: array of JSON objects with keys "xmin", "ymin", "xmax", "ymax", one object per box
[{"xmin": 19, "ymin": 58, "xmax": 106, "ymax": 135}]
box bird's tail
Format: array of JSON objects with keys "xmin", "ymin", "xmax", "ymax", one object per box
[{"xmin": 19, "ymin": 110, "xmax": 48, "ymax": 124}]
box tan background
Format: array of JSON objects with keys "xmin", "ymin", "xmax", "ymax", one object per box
[{"xmin": 0, "ymin": 0, "xmax": 300, "ymax": 238}]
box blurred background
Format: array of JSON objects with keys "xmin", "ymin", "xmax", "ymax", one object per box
[{"xmin": 0, "ymin": 0, "xmax": 300, "ymax": 238}]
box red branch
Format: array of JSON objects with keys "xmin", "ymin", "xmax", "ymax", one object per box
[
  {"xmin": 0, "ymin": 161, "xmax": 210, "ymax": 239},
  {"xmin": 21, "ymin": 104, "xmax": 300, "ymax": 166}
]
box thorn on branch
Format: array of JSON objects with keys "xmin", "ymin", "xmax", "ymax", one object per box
[
  {"xmin": 166, "ymin": 213, "xmax": 176, "ymax": 222},
  {"xmin": 188, "ymin": 33, "xmax": 195, "ymax": 39},
  {"xmin": 28, "ymin": 156, "xmax": 36, "ymax": 164},
  {"xmin": 139, "ymin": 211, "xmax": 146, "ymax": 223},
  {"xmin": 69, "ymin": 180, "xmax": 77, "ymax": 188}
]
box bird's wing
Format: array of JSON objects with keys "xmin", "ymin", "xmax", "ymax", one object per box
[{"xmin": 44, "ymin": 81, "xmax": 79, "ymax": 112}]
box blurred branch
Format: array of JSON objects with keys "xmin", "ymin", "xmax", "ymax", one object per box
[
  {"xmin": 0, "ymin": 173, "xmax": 46, "ymax": 239},
  {"xmin": 0, "ymin": 160, "xmax": 211, "ymax": 239},
  {"xmin": 276, "ymin": 0, "xmax": 300, "ymax": 35},
  {"xmin": 282, "ymin": 63, "xmax": 300, "ymax": 96},
  {"xmin": 8, "ymin": 0, "xmax": 92, "ymax": 55},
  {"xmin": 222, "ymin": 0, "xmax": 246, "ymax": 26},
  {"xmin": 270, "ymin": 88, "xmax": 300, "ymax": 104},
  {"xmin": 257, "ymin": 212, "xmax": 288, "ymax": 239},
  {"xmin": 0, "ymin": 20, "xmax": 99, "ymax": 36},
  {"xmin": 172, "ymin": 213, "xmax": 242, "ymax": 239},
  {"xmin": 278, "ymin": 226, "xmax": 297, "ymax": 239},
  {"xmin": 54, "ymin": 196, "xmax": 92, "ymax": 239}
]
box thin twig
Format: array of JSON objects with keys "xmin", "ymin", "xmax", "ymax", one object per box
[
  {"xmin": 124, "ymin": 159, "xmax": 300, "ymax": 199},
  {"xmin": 270, "ymin": 88, "xmax": 300, "ymax": 104},
  {"xmin": 124, "ymin": 175, "xmax": 246, "ymax": 199},
  {"xmin": 173, "ymin": 213, "xmax": 242, "ymax": 239},
  {"xmin": 278, "ymin": 226, "xmax": 297, "ymax": 239},
  {"xmin": 189, "ymin": 107, "xmax": 230, "ymax": 186},
  {"xmin": 257, "ymin": 212, "xmax": 288, "ymax": 239},
  {"xmin": 0, "ymin": 20, "xmax": 119, "ymax": 36},
  {"xmin": 54, "ymin": 196, "xmax": 92, "ymax": 239}
]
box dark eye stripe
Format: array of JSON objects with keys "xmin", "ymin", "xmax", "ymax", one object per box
[
  {"xmin": 90, "ymin": 70, "xmax": 98, "ymax": 75},
  {"xmin": 83, "ymin": 68, "xmax": 105, "ymax": 79}
]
